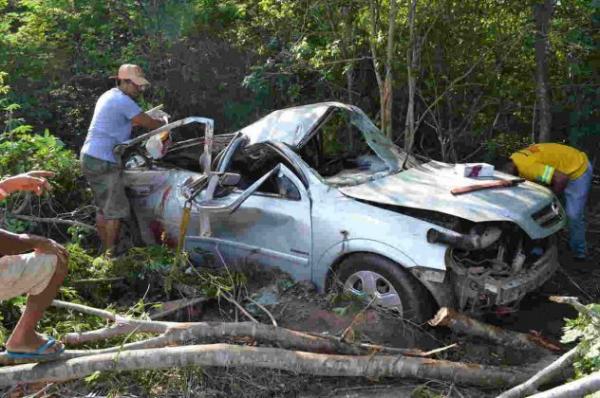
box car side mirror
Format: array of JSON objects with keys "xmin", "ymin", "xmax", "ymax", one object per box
[{"xmin": 219, "ymin": 172, "xmax": 241, "ymax": 187}]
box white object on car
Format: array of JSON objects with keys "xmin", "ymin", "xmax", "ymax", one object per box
[
  {"xmin": 145, "ymin": 107, "xmax": 171, "ymax": 120},
  {"xmin": 455, "ymin": 163, "xmax": 495, "ymax": 178},
  {"xmin": 145, "ymin": 130, "xmax": 172, "ymax": 159}
]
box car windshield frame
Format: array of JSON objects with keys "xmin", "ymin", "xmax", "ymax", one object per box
[{"xmin": 303, "ymin": 107, "xmax": 410, "ymax": 187}]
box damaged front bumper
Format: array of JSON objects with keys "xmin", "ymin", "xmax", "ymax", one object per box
[{"xmin": 449, "ymin": 239, "xmax": 559, "ymax": 310}]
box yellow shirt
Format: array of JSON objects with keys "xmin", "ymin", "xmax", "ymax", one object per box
[{"xmin": 510, "ymin": 143, "xmax": 589, "ymax": 185}]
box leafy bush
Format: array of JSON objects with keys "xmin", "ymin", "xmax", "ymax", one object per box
[
  {"xmin": 0, "ymin": 71, "xmax": 90, "ymax": 217},
  {"xmin": 0, "ymin": 129, "xmax": 81, "ymax": 194},
  {"xmin": 561, "ymin": 303, "xmax": 600, "ymax": 378}
]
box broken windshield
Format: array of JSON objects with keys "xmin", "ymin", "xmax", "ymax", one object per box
[{"xmin": 298, "ymin": 107, "xmax": 410, "ymax": 186}]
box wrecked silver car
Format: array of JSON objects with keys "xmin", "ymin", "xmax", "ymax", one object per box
[{"xmin": 118, "ymin": 102, "xmax": 566, "ymax": 322}]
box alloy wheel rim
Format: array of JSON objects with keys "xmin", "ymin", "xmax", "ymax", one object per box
[{"xmin": 344, "ymin": 270, "xmax": 403, "ymax": 313}]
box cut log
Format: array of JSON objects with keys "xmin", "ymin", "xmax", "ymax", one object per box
[
  {"xmin": 0, "ymin": 344, "xmax": 529, "ymax": 388},
  {"xmin": 497, "ymin": 346, "xmax": 579, "ymax": 398},
  {"xmin": 429, "ymin": 307, "xmax": 561, "ymax": 353}
]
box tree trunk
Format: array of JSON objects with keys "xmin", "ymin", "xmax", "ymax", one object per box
[
  {"xmin": 404, "ymin": 0, "xmax": 418, "ymax": 153},
  {"xmin": 343, "ymin": 5, "xmax": 356, "ymax": 151},
  {"xmin": 534, "ymin": 0, "xmax": 554, "ymax": 142},
  {"xmin": 0, "ymin": 343, "xmax": 530, "ymax": 388},
  {"xmin": 369, "ymin": 0, "xmax": 398, "ymax": 139},
  {"xmin": 382, "ymin": 0, "xmax": 398, "ymax": 139}
]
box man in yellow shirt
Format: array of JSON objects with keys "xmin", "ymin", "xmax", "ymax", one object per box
[{"xmin": 505, "ymin": 143, "xmax": 593, "ymax": 260}]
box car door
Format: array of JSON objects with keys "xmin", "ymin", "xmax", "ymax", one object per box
[{"xmin": 185, "ymin": 164, "xmax": 312, "ymax": 282}]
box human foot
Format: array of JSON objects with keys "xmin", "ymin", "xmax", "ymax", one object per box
[
  {"xmin": 5, "ymin": 332, "xmax": 64, "ymax": 355},
  {"xmin": 5, "ymin": 336, "xmax": 64, "ymax": 360}
]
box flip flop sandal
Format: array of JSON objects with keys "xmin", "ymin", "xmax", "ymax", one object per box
[{"xmin": 5, "ymin": 337, "xmax": 65, "ymax": 361}]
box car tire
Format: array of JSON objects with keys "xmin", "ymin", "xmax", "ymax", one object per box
[{"xmin": 334, "ymin": 253, "xmax": 435, "ymax": 323}]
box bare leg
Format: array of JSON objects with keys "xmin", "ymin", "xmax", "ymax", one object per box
[
  {"xmin": 96, "ymin": 212, "xmax": 107, "ymax": 251},
  {"xmin": 5, "ymin": 254, "xmax": 68, "ymax": 353},
  {"xmin": 104, "ymin": 219, "xmax": 121, "ymax": 254}
]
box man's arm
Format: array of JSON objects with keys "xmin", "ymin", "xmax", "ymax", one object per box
[
  {"xmin": 0, "ymin": 230, "xmax": 50, "ymax": 254},
  {"xmin": 0, "ymin": 230, "xmax": 68, "ymax": 261},
  {"xmin": 131, "ymin": 112, "xmax": 165, "ymax": 130},
  {"xmin": 550, "ymin": 170, "xmax": 570, "ymax": 194}
]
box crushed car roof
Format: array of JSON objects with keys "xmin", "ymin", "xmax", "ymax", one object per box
[{"xmin": 240, "ymin": 102, "xmax": 354, "ymax": 147}]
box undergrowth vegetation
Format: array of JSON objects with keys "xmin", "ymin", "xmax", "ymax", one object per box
[{"xmin": 561, "ymin": 303, "xmax": 600, "ymax": 378}]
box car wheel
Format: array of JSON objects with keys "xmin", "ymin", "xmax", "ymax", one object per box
[{"xmin": 335, "ymin": 253, "xmax": 434, "ymax": 323}]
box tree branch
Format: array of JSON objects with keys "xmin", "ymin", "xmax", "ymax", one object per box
[
  {"xmin": 9, "ymin": 214, "xmax": 95, "ymax": 232},
  {"xmin": 497, "ymin": 346, "xmax": 579, "ymax": 398},
  {"xmin": 429, "ymin": 307, "xmax": 562, "ymax": 353}
]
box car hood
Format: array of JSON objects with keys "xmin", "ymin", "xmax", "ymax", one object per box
[{"xmin": 339, "ymin": 161, "xmax": 564, "ymax": 239}]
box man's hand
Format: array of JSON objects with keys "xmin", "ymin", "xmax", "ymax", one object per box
[
  {"xmin": 132, "ymin": 112, "xmax": 165, "ymax": 130},
  {"xmin": 0, "ymin": 171, "xmax": 55, "ymax": 199},
  {"xmin": 145, "ymin": 108, "xmax": 170, "ymax": 121},
  {"xmin": 550, "ymin": 170, "xmax": 569, "ymax": 194},
  {"xmin": 28, "ymin": 235, "xmax": 68, "ymax": 264}
]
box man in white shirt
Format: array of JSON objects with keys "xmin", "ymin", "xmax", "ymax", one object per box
[{"xmin": 80, "ymin": 64, "xmax": 165, "ymax": 254}]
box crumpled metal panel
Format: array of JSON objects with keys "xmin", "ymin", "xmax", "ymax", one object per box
[
  {"xmin": 339, "ymin": 161, "xmax": 566, "ymax": 240},
  {"xmin": 241, "ymin": 102, "xmax": 352, "ymax": 147}
]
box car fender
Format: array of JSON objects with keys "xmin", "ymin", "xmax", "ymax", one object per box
[
  {"xmin": 314, "ymin": 238, "xmax": 417, "ymax": 291},
  {"xmin": 314, "ymin": 238, "xmax": 451, "ymax": 307}
]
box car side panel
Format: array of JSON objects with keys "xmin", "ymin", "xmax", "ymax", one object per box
[
  {"xmin": 186, "ymin": 165, "xmax": 313, "ymax": 283},
  {"xmin": 308, "ymin": 181, "xmax": 448, "ymax": 292}
]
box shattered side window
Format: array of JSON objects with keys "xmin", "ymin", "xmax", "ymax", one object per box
[{"xmin": 299, "ymin": 108, "xmax": 409, "ymax": 186}]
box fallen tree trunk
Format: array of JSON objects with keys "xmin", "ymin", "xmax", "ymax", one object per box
[
  {"xmin": 527, "ymin": 370, "xmax": 600, "ymax": 398},
  {"xmin": 429, "ymin": 307, "xmax": 561, "ymax": 353},
  {"xmin": 0, "ymin": 343, "xmax": 529, "ymax": 388},
  {"xmin": 497, "ymin": 346, "xmax": 579, "ymax": 398}
]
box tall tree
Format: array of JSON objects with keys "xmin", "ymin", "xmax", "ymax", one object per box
[
  {"xmin": 403, "ymin": 0, "xmax": 418, "ymax": 153},
  {"xmin": 368, "ymin": 0, "xmax": 399, "ymax": 139},
  {"xmin": 533, "ymin": 0, "xmax": 555, "ymax": 142}
]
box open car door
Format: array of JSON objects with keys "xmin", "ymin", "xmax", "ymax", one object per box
[{"xmin": 186, "ymin": 163, "xmax": 312, "ymax": 283}]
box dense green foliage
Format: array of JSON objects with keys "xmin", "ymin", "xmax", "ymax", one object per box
[
  {"xmin": 561, "ymin": 304, "xmax": 600, "ymax": 378},
  {"xmin": 0, "ymin": 70, "xmax": 89, "ymax": 236},
  {"xmin": 0, "ymin": 0, "xmax": 597, "ymax": 160}
]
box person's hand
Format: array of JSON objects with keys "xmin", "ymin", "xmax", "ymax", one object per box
[
  {"xmin": 0, "ymin": 171, "xmax": 54, "ymax": 198},
  {"xmin": 25, "ymin": 170, "xmax": 55, "ymax": 179},
  {"xmin": 28, "ymin": 236, "xmax": 68, "ymax": 264},
  {"xmin": 145, "ymin": 108, "xmax": 170, "ymax": 121}
]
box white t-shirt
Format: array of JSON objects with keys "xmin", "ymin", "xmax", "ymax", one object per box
[{"xmin": 81, "ymin": 88, "xmax": 142, "ymax": 163}]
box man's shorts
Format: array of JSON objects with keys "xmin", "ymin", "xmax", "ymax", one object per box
[
  {"xmin": 0, "ymin": 253, "xmax": 57, "ymax": 300},
  {"xmin": 81, "ymin": 154, "xmax": 130, "ymax": 219}
]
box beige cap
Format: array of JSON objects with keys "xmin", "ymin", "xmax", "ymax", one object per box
[{"xmin": 111, "ymin": 64, "xmax": 150, "ymax": 86}]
